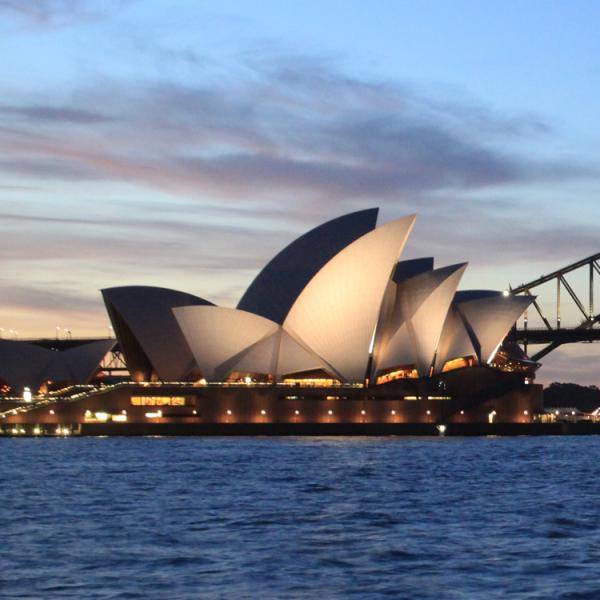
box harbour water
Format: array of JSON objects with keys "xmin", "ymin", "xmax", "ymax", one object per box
[{"xmin": 2, "ymin": 436, "xmax": 600, "ymax": 599}]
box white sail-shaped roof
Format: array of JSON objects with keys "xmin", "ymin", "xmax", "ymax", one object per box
[
  {"xmin": 174, "ymin": 306, "xmax": 279, "ymax": 380},
  {"xmin": 102, "ymin": 286, "xmax": 213, "ymax": 381},
  {"xmin": 283, "ymin": 215, "xmax": 416, "ymax": 382},
  {"xmin": 174, "ymin": 306, "xmax": 334, "ymax": 381},
  {"xmin": 215, "ymin": 328, "xmax": 332, "ymax": 380},
  {"xmin": 457, "ymin": 291, "xmax": 533, "ymax": 364},
  {"xmin": 371, "ymin": 258, "xmax": 437, "ymax": 369},
  {"xmin": 373, "ymin": 263, "xmax": 467, "ymax": 377},
  {"xmin": 238, "ymin": 208, "xmax": 379, "ymax": 324},
  {"xmin": 217, "ymin": 332, "xmax": 281, "ymax": 380},
  {"xmin": 372, "ymin": 257, "xmax": 433, "ymax": 360},
  {"xmin": 435, "ymin": 291, "xmax": 534, "ymax": 371},
  {"xmin": 433, "ymin": 304, "xmax": 477, "ymax": 372},
  {"xmin": 276, "ymin": 329, "xmax": 332, "ymax": 378}
]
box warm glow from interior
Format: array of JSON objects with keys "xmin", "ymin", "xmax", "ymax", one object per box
[
  {"xmin": 282, "ymin": 377, "xmax": 340, "ymax": 386},
  {"xmin": 227, "ymin": 372, "xmax": 274, "ymax": 384},
  {"xmin": 375, "ymin": 366, "xmax": 418, "ymax": 385},
  {"xmin": 441, "ymin": 356, "xmax": 476, "ymax": 373},
  {"xmin": 130, "ymin": 396, "xmax": 187, "ymax": 406}
]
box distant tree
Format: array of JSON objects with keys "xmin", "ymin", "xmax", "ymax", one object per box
[{"xmin": 544, "ymin": 382, "xmax": 600, "ymax": 412}]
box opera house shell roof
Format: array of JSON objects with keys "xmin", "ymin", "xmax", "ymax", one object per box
[{"xmin": 102, "ymin": 209, "xmax": 534, "ymax": 385}]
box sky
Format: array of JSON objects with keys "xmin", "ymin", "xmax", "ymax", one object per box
[{"xmin": 1, "ymin": 0, "xmax": 600, "ymax": 385}]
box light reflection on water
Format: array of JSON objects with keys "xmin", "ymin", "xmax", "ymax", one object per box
[{"xmin": 2, "ymin": 436, "xmax": 600, "ymax": 599}]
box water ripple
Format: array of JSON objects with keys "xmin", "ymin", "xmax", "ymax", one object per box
[{"xmin": 2, "ymin": 436, "xmax": 600, "ymax": 598}]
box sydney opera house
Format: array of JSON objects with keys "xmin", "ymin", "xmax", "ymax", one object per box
[{"xmin": 1, "ymin": 209, "xmax": 542, "ymax": 433}]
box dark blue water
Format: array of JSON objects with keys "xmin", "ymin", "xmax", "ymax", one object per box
[{"xmin": 2, "ymin": 437, "xmax": 600, "ymax": 599}]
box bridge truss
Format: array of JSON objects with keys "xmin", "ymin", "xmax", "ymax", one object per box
[{"xmin": 511, "ymin": 252, "xmax": 600, "ymax": 361}]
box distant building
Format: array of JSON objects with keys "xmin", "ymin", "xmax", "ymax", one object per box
[{"xmin": 0, "ymin": 339, "xmax": 114, "ymax": 395}]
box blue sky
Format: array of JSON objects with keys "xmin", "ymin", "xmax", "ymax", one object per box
[{"xmin": 1, "ymin": 0, "xmax": 600, "ymax": 384}]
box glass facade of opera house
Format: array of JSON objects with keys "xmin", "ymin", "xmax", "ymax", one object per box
[{"xmin": 0, "ymin": 209, "xmax": 542, "ymax": 430}]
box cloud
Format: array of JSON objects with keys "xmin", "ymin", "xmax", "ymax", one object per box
[
  {"xmin": 0, "ymin": 0, "xmax": 133, "ymax": 28},
  {"xmin": 0, "ymin": 57, "xmax": 593, "ymax": 205},
  {"xmin": 0, "ymin": 105, "xmax": 112, "ymax": 124},
  {"xmin": 399, "ymin": 194, "xmax": 600, "ymax": 269},
  {"xmin": 0, "ymin": 282, "xmax": 100, "ymax": 313},
  {"xmin": 0, "ymin": 210, "xmax": 282, "ymax": 275},
  {"xmin": 0, "ymin": 158, "xmax": 102, "ymax": 180},
  {"xmin": 1, "ymin": 52, "xmax": 598, "ymax": 352}
]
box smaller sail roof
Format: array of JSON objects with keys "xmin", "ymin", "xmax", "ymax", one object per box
[
  {"xmin": 435, "ymin": 290, "xmax": 534, "ymax": 371},
  {"xmin": 174, "ymin": 306, "xmax": 279, "ymax": 380},
  {"xmin": 373, "ymin": 263, "xmax": 467, "ymax": 377},
  {"xmin": 455, "ymin": 291, "xmax": 533, "ymax": 364},
  {"xmin": 393, "ymin": 258, "xmax": 434, "ymax": 284},
  {"xmin": 174, "ymin": 306, "xmax": 332, "ymax": 381}
]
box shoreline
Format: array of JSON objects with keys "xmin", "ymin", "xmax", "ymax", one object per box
[{"xmin": 3, "ymin": 421, "xmax": 600, "ymax": 437}]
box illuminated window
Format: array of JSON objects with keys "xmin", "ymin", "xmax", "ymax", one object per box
[
  {"xmin": 441, "ymin": 356, "xmax": 476, "ymax": 373},
  {"xmin": 375, "ymin": 365, "xmax": 418, "ymax": 385},
  {"xmin": 282, "ymin": 369, "xmax": 341, "ymax": 387},
  {"xmin": 227, "ymin": 371, "xmax": 274, "ymax": 384},
  {"xmin": 0, "ymin": 377, "xmax": 12, "ymax": 395},
  {"xmin": 130, "ymin": 396, "xmax": 188, "ymax": 406},
  {"xmin": 283, "ymin": 377, "xmax": 341, "ymax": 386},
  {"xmin": 489, "ymin": 347, "xmax": 537, "ymax": 374}
]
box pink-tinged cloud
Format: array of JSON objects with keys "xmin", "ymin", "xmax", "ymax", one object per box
[{"xmin": 0, "ymin": 59, "xmax": 595, "ymax": 205}]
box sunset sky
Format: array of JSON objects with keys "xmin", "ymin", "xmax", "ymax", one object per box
[{"xmin": 1, "ymin": 0, "xmax": 600, "ymax": 384}]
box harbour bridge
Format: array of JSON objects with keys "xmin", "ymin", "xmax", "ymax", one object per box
[
  {"xmin": 510, "ymin": 253, "xmax": 600, "ymax": 361},
  {"xmin": 10, "ymin": 253, "xmax": 600, "ymax": 371}
]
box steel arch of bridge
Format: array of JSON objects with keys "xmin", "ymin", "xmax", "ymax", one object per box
[{"xmin": 511, "ymin": 252, "xmax": 600, "ymax": 361}]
